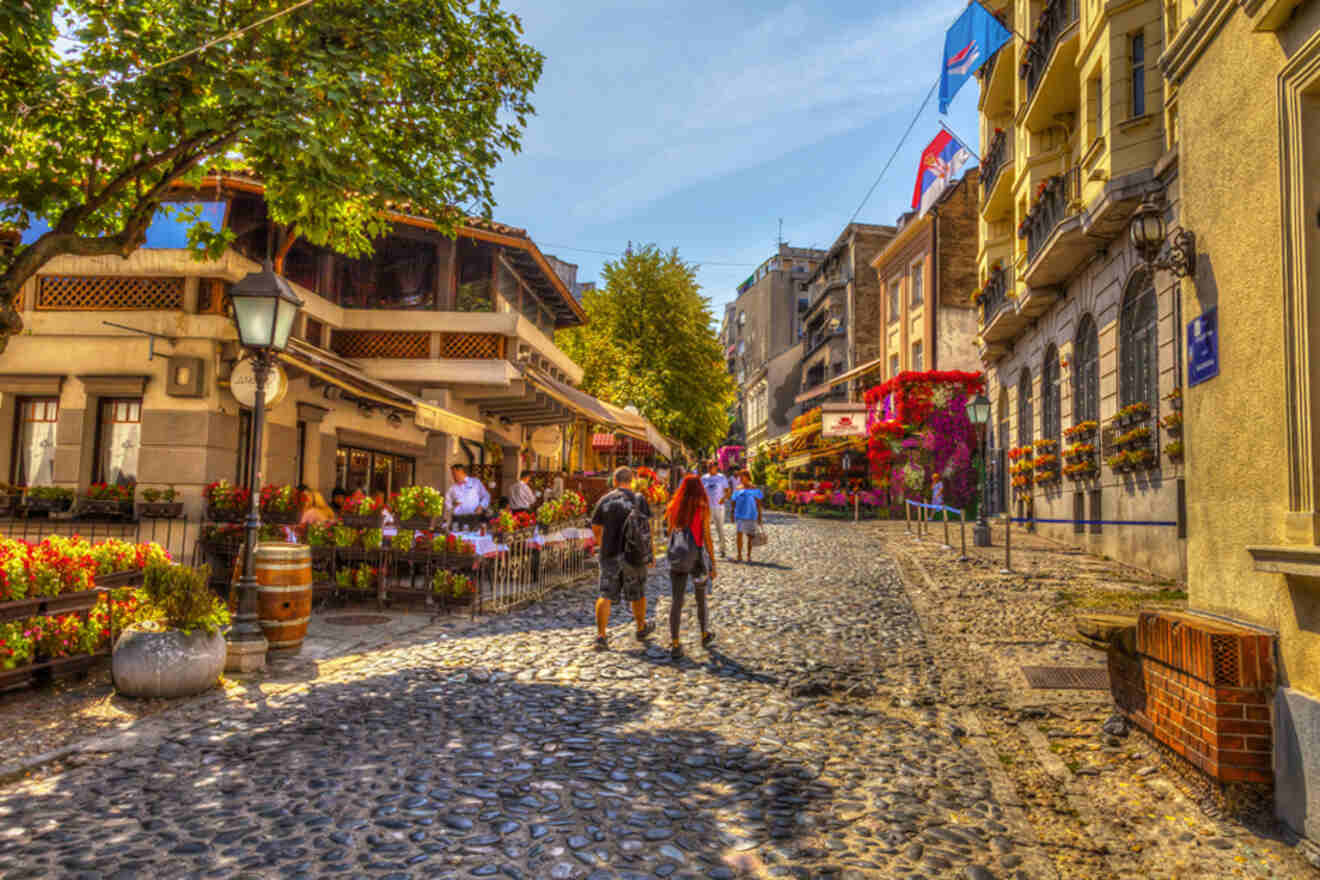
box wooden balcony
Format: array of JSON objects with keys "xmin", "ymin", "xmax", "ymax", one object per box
[
  {"xmin": 329, "ymin": 330, "xmax": 507, "ymax": 361},
  {"xmin": 35, "ymin": 275, "xmax": 185, "ymax": 311}
]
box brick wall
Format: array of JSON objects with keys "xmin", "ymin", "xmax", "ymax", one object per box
[
  {"xmin": 936, "ymin": 167, "xmax": 980, "ymax": 309},
  {"xmin": 851, "ymin": 227, "xmax": 896, "ymax": 368},
  {"xmin": 1110, "ymin": 610, "xmax": 1275, "ymax": 785}
]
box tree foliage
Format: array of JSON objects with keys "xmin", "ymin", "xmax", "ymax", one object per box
[
  {"xmin": 557, "ymin": 246, "xmax": 735, "ymax": 454},
  {"xmin": 0, "ymin": 0, "xmax": 543, "ymax": 351}
]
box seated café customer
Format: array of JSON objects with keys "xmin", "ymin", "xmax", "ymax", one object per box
[
  {"xmin": 445, "ymin": 463, "xmax": 490, "ymax": 529},
  {"xmin": 330, "ymin": 487, "xmax": 348, "ymax": 514},
  {"xmin": 509, "ymin": 472, "xmax": 537, "ymax": 512},
  {"xmin": 299, "ymin": 491, "xmax": 335, "ymax": 525}
]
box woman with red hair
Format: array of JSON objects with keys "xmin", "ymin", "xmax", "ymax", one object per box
[{"xmin": 665, "ymin": 473, "xmax": 717, "ymax": 660}]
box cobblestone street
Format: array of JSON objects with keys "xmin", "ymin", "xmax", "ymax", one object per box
[{"xmin": 0, "ymin": 515, "xmax": 1314, "ymax": 879}]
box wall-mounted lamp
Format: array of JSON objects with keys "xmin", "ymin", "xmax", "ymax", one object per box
[
  {"xmin": 1130, "ymin": 196, "xmax": 1196, "ymax": 279},
  {"xmin": 499, "ymin": 416, "xmax": 513, "ymax": 427},
  {"xmin": 386, "ymin": 411, "xmax": 403, "ymax": 429}
]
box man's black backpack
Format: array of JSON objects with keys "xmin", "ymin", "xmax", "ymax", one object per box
[{"xmin": 619, "ymin": 490, "xmax": 653, "ymax": 571}]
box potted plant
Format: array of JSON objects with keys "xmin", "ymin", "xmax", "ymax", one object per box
[
  {"xmin": 25, "ymin": 486, "xmax": 74, "ymax": 515},
  {"xmin": 1161, "ymin": 411, "xmax": 1182, "ymax": 433},
  {"xmin": 140, "ymin": 486, "xmax": 183, "ymax": 519},
  {"xmin": 1165, "ymin": 439, "xmax": 1184, "ymax": 460},
  {"xmin": 390, "ymin": 485, "xmax": 443, "ymax": 530},
  {"xmin": 112, "ymin": 562, "xmax": 230, "ymax": 699},
  {"xmin": 1064, "ymin": 420, "xmax": 1098, "ymax": 441},
  {"xmin": 341, "ymin": 490, "xmax": 384, "ymax": 528},
  {"xmin": 204, "ymin": 480, "xmax": 251, "ymax": 523},
  {"xmin": 81, "ymin": 482, "xmax": 135, "ymax": 519},
  {"xmin": 259, "ymin": 484, "xmax": 301, "ymax": 525}
]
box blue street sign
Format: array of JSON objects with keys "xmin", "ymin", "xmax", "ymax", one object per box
[{"xmin": 1188, "ymin": 307, "xmax": 1219, "ymax": 387}]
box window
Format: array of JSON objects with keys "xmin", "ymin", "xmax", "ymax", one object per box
[
  {"xmin": 455, "ymin": 238, "xmax": 494, "ymax": 312},
  {"xmin": 1131, "ymin": 33, "xmax": 1145, "ymax": 118},
  {"xmin": 890, "ymin": 354, "xmax": 900, "ymax": 378},
  {"xmin": 12, "ymin": 397, "xmax": 58, "ymax": 486},
  {"xmin": 1017, "ymin": 370, "xmax": 1033, "ymax": 447},
  {"xmin": 912, "ymin": 341, "xmax": 923, "ymax": 371},
  {"xmin": 237, "ymin": 409, "xmax": 253, "ymax": 487},
  {"xmin": 1120, "ymin": 271, "xmax": 1159, "ymax": 407},
  {"xmin": 910, "ymin": 263, "xmax": 923, "ymax": 307},
  {"xmin": 1042, "ymin": 345, "xmax": 1061, "ymax": 444},
  {"xmin": 1074, "ymin": 314, "xmax": 1100, "ymax": 423},
  {"xmin": 1088, "ymin": 70, "xmax": 1104, "ymax": 142},
  {"xmin": 335, "ymin": 445, "xmax": 415, "ymax": 497},
  {"xmin": 1089, "ymin": 488, "xmax": 1103, "ymax": 535},
  {"xmin": 1073, "ymin": 492, "xmax": 1085, "ymax": 535},
  {"xmin": 889, "ymin": 280, "xmax": 902, "ymax": 322},
  {"xmin": 94, "ymin": 398, "xmax": 142, "ymax": 485}
]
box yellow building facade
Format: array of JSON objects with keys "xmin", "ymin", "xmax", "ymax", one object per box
[
  {"xmin": 1163, "ymin": 0, "xmax": 1320, "ymax": 841},
  {"xmin": 975, "ymin": 0, "xmax": 1186, "ymax": 579}
]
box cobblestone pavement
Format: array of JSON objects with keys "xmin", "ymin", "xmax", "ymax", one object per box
[{"xmin": 0, "ymin": 515, "xmax": 1314, "ymax": 879}]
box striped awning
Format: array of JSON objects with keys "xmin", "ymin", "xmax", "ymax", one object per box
[{"xmin": 591, "ymin": 433, "xmax": 617, "ymax": 450}]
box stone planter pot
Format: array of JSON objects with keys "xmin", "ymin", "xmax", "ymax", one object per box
[{"xmin": 112, "ymin": 624, "xmax": 226, "ymax": 699}]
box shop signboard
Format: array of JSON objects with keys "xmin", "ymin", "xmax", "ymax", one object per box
[
  {"xmin": 229, "ymin": 358, "xmax": 288, "ymax": 410},
  {"xmin": 821, "ymin": 402, "xmax": 867, "ymax": 438}
]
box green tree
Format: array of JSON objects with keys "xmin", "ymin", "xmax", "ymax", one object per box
[
  {"xmin": 557, "ymin": 245, "xmax": 734, "ymax": 452},
  {"xmin": 0, "ymin": 0, "xmax": 543, "ymax": 352}
]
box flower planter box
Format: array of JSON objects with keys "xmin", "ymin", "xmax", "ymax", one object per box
[
  {"xmin": 0, "ymin": 495, "xmax": 13, "ymax": 517},
  {"xmin": 26, "ymin": 496, "xmax": 73, "ymax": 515},
  {"xmin": 397, "ymin": 517, "xmax": 434, "ymax": 531},
  {"xmin": 261, "ymin": 509, "xmax": 300, "ymax": 525},
  {"xmin": 45, "ymin": 588, "xmax": 104, "ymax": 615},
  {"xmin": 80, "ymin": 498, "xmax": 134, "ymax": 520},
  {"xmin": 0, "ymin": 596, "xmax": 47, "ymax": 623},
  {"xmin": 139, "ymin": 501, "xmax": 184, "ymax": 519},
  {"xmin": 341, "ymin": 512, "xmax": 383, "ymax": 529},
  {"xmin": 207, "ymin": 506, "xmax": 246, "ymax": 523},
  {"xmin": 94, "ymin": 570, "xmax": 140, "ymax": 591},
  {"xmin": 0, "ymin": 664, "xmax": 35, "ymax": 692}
]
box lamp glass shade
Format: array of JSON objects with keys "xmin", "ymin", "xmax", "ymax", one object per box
[
  {"xmin": 1130, "ymin": 201, "xmax": 1166, "ymax": 259},
  {"xmin": 228, "ymin": 261, "xmax": 304, "ymax": 352},
  {"xmin": 231, "ymin": 293, "xmax": 278, "ymax": 349},
  {"xmin": 966, "ymin": 393, "xmax": 992, "ymax": 426}
]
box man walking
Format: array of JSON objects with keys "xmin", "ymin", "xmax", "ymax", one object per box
[
  {"xmin": 589, "ymin": 466, "xmax": 655, "ymax": 651},
  {"xmin": 700, "ymin": 460, "xmax": 730, "ymax": 558}
]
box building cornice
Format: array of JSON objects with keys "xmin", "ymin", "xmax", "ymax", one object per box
[{"xmin": 1160, "ymin": 0, "xmax": 1237, "ymax": 86}]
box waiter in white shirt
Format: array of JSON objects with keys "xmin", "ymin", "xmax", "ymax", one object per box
[
  {"xmin": 446, "ymin": 462, "xmax": 490, "ymax": 530},
  {"xmin": 509, "ymin": 472, "xmax": 537, "ymax": 512},
  {"xmin": 700, "ymin": 459, "xmax": 730, "ymax": 558}
]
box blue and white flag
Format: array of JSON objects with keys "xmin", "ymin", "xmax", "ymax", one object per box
[{"xmin": 938, "ymin": 1, "xmax": 1012, "ymax": 114}]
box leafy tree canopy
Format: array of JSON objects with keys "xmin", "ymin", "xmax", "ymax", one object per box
[
  {"xmin": 0, "ymin": 0, "xmax": 544, "ymax": 351},
  {"xmin": 557, "ymin": 246, "xmax": 735, "ymax": 454}
]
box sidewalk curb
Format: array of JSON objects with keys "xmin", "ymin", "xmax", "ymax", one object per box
[{"xmin": 0, "ymin": 614, "xmax": 449, "ymax": 787}]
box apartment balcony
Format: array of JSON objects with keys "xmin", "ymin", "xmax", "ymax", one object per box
[
  {"xmin": 1020, "ymin": 0, "xmax": 1080, "ymax": 131},
  {"xmin": 979, "ymin": 265, "xmax": 1027, "ymax": 344},
  {"xmin": 981, "ymin": 129, "xmax": 1014, "ymax": 222},
  {"xmin": 977, "ymin": 6, "xmax": 1015, "ymax": 116},
  {"xmin": 803, "ymin": 324, "xmax": 846, "ymax": 360},
  {"xmin": 1020, "ymin": 168, "xmax": 1089, "ymax": 288}
]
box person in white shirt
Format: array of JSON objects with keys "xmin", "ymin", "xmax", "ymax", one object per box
[
  {"xmin": 700, "ymin": 459, "xmax": 730, "ymax": 558},
  {"xmin": 445, "ymin": 462, "xmax": 490, "ymax": 528},
  {"xmin": 509, "ymin": 472, "xmax": 537, "ymax": 512}
]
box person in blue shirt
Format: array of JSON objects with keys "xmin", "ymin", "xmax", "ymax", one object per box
[{"xmin": 731, "ymin": 470, "xmax": 763, "ymax": 564}]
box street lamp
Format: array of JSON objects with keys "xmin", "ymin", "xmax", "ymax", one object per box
[
  {"xmin": 1130, "ymin": 196, "xmax": 1196, "ymax": 279},
  {"xmin": 966, "ymin": 392, "xmax": 992, "ymax": 547},
  {"xmin": 226, "ymin": 260, "xmax": 303, "ymax": 672}
]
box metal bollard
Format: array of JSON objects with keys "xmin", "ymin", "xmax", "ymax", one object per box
[
  {"xmin": 1002, "ymin": 514, "xmax": 1012, "ymax": 573},
  {"xmin": 942, "ymin": 508, "xmax": 950, "ymax": 548},
  {"xmin": 854, "ymin": 493, "xmax": 860, "ymax": 523},
  {"xmin": 906, "ymin": 501, "xmax": 911, "ymax": 534},
  {"xmin": 959, "ymin": 508, "xmax": 967, "ymax": 559}
]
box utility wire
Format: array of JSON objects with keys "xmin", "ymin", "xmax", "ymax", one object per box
[{"xmin": 847, "ymin": 76, "xmax": 939, "ymax": 224}]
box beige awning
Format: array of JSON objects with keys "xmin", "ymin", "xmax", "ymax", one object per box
[
  {"xmin": 522, "ymin": 369, "xmax": 674, "ymax": 459},
  {"xmin": 826, "ymin": 356, "xmax": 884, "ymax": 390}
]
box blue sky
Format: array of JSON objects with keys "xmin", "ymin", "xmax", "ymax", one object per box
[{"xmin": 489, "ymin": 0, "xmax": 984, "ymax": 319}]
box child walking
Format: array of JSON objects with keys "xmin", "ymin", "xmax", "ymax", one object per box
[{"xmin": 732, "ymin": 470, "xmax": 763, "ymax": 563}]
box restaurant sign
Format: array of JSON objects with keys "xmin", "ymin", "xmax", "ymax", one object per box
[
  {"xmin": 229, "ymin": 358, "xmax": 287, "ymax": 410},
  {"xmin": 821, "ymin": 402, "xmax": 868, "ymax": 438}
]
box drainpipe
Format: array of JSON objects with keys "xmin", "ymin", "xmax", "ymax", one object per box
[{"xmin": 931, "ymin": 207, "xmax": 939, "ymax": 371}]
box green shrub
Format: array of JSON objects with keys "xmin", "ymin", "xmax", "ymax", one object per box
[{"xmin": 141, "ymin": 563, "xmax": 230, "ymax": 635}]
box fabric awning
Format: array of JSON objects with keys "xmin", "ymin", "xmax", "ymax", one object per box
[
  {"xmin": 825, "ymin": 356, "xmax": 884, "ymax": 390},
  {"xmin": 522, "ymin": 368, "xmax": 674, "ymax": 459},
  {"xmin": 591, "ymin": 433, "xmax": 617, "ymax": 450},
  {"xmin": 281, "ymin": 340, "xmax": 485, "ymax": 442}
]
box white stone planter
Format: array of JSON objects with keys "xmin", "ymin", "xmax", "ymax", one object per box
[{"xmin": 112, "ymin": 624, "xmax": 226, "ymax": 699}]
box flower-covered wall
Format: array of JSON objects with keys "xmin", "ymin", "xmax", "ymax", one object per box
[{"xmin": 863, "ymin": 370, "xmax": 985, "ymax": 509}]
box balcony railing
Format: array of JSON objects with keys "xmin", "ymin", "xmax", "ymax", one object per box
[
  {"xmin": 1021, "ymin": 0, "xmax": 1078, "ymax": 104},
  {"xmin": 981, "ymin": 130, "xmax": 1009, "ymax": 200},
  {"xmin": 329, "ymin": 330, "xmax": 507, "ymax": 360},
  {"xmin": 1020, "ymin": 168, "xmax": 1080, "ymax": 266},
  {"xmin": 980, "ymin": 266, "xmax": 1012, "ymax": 325},
  {"xmin": 976, "ymin": 9, "xmax": 1011, "ymax": 83}
]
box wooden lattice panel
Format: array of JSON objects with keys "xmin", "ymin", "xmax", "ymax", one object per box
[
  {"xmin": 330, "ymin": 330, "xmax": 430, "ymax": 359},
  {"xmin": 440, "ymin": 332, "xmax": 504, "ymax": 359},
  {"xmin": 36, "ymin": 275, "xmax": 184, "ymax": 311}
]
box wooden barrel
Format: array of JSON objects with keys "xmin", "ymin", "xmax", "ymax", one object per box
[{"xmin": 255, "ymin": 542, "xmax": 312, "ymax": 654}]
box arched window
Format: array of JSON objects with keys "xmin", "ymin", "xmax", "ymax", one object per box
[
  {"xmin": 1074, "ymin": 314, "xmax": 1100, "ymax": 423},
  {"xmin": 1017, "ymin": 369, "xmax": 1033, "ymax": 447},
  {"xmin": 1120, "ymin": 270, "xmax": 1159, "ymax": 406},
  {"xmin": 1042, "ymin": 345, "xmax": 1061, "ymax": 444},
  {"xmin": 997, "ymin": 386, "xmax": 1010, "ymax": 451}
]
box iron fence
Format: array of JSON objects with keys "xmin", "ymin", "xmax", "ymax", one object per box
[{"xmin": 0, "ymin": 515, "xmax": 202, "ymax": 566}]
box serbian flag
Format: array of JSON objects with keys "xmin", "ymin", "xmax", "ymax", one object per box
[
  {"xmin": 938, "ymin": 1, "xmax": 1012, "ymax": 113},
  {"xmin": 912, "ymin": 130, "xmax": 973, "ymax": 215}
]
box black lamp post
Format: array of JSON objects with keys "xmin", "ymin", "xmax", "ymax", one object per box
[
  {"xmin": 967, "ymin": 392, "xmax": 992, "ymax": 547},
  {"xmin": 226, "ymin": 260, "xmax": 303, "ymax": 671}
]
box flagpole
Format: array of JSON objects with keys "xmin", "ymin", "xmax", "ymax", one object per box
[{"xmin": 938, "ymin": 121, "xmax": 981, "ymax": 162}]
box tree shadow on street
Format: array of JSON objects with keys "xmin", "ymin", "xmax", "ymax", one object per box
[{"xmin": 0, "ymin": 662, "xmax": 837, "ymax": 880}]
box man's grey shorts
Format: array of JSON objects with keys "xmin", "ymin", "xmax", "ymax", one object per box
[{"xmin": 598, "ymin": 554, "xmax": 646, "ymax": 603}]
